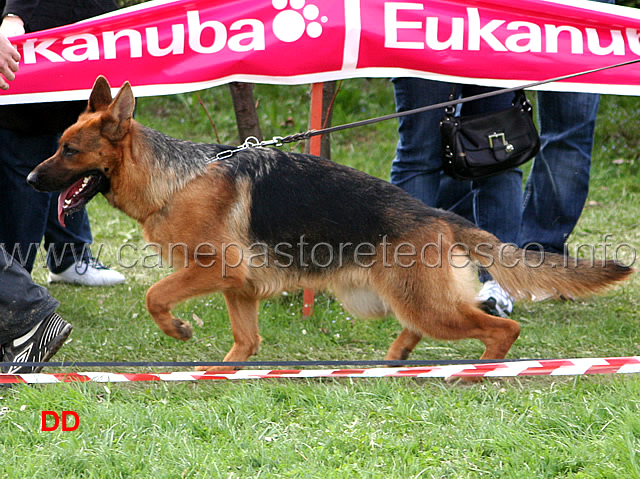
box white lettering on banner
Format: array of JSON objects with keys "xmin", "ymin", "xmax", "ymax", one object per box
[
  {"xmin": 19, "ymin": 4, "xmax": 639, "ymax": 65},
  {"xmin": 23, "ymin": 38, "xmax": 64, "ymax": 63},
  {"xmin": 627, "ymin": 28, "xmax": 640, "ymax": 55},
  {"xmin": 384, "ymin": 2, "xmax": 424, "ymax": 49},
  {"xmin": 586, "ymin": 28, "xmax": 625, "ymax": 55},
  {"xmin": 383, "ymin": 4, "xmax": 636, "ymax": 57},
  {"xmin": 505, "ymin": 22, "xmax": 542, "ymax": 53},
  {"xmin": 104, "ymin": 30, "xmax": 143, "ymax": 59},
  {"xmin": 61, "ymin": 34, "xmax": 100, "ymax": 61},
  {"xmin": 146, "ymin": 24, "xmax": 186, "ymax": 56},
  {"xmin": 21, "ymin": 10, "xmax": 266, "ymax": 64},
  {"xmin": 187, "ymin": 11, "xmax": 228, "ymax": 54},
  {"xmin": 467, "ymin": 7, "xmax": 506, "ymax": 51},
  {"xmin": 425, "ymin": 16, "xmax": 464, "ymax": 50},
  {"xmin": 545, "ymin": 24, "xmax": 583, "ymax": 54},
  {"xmin": 228, "ymin": 19, "xmax": 266, "ymax": 52}
]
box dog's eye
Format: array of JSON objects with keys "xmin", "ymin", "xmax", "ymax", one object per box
[{"xmin": 62, "ymin": 145, "xmax": 79, "ymax": 157}]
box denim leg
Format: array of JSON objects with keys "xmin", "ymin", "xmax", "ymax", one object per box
[
  {"xmin": 434, "ymin": 86, "xmax": 523, "ymax": 282},
  {"xmin": 0, "ymin": 128, "xmax": 54, "ymax": 272},
  {"xmin": 0, "ymin": 245, "xmax": 59, "ymax": 345},
  {"xmin": 44, "ymin": 199, "xmax": 93, "ymax": 273},
  {"xmin": 436, "ymin": 173, "xmax": 474, "ymax": 220},
  {"xmin": 472, "ymin": 171, "xmax": 523, "ymax": 246},
  {"xmin": 390, "ymin": 78, "xmax": 451, "ymax": 206},
  {"xmin": 520, "ymin": 91, "xmax": 599, "ymax": 254},
  {"xmin": 435, "ymin": 85, "xmax": 523, "ymax": 244},
  {"xmin": 456, "ymin": 85, "xmax": 523, "ymax": 245}
]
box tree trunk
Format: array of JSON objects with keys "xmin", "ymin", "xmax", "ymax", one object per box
[
  {"xmin": 320, "ymin": 82, "xmax": 336, "ymax": 159},
  {"xmin": 228, "ymin": 82, "xmax": 262, "ymax": 143}
]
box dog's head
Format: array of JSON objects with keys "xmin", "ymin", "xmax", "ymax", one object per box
[{"xmin": 27, "ymin": 75, "xmax": 135, "ymax": 226}]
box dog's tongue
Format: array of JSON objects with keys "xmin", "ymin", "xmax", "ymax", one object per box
[
  {"xmin": 57, "ymin": 179, "xmax": 84, "ymax": 227},
  {"xmin": 57, "ymin": 190, "xmax": 70, "ymax": 227}
]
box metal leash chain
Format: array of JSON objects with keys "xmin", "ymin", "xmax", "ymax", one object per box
[
  {"xmin": 209, "ymin": 136, "xmax": 280, "ymax": 163},
  {"xmin": 209, "ymin": 132, "xmax": 311, "ymax": 163},
  {"xmin": 209, "ymin": 58, "xmax": 640, "ymax": 162}
]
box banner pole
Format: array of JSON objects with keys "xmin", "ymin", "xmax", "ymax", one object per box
[{"xmin": 302, "ymin": 83, "xmax": 324, "ymax": 317}]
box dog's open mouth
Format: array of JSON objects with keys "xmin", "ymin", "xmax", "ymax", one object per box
[{"xmin": 57, "ymin": 172, "xmax": 108, "ymax": 226}]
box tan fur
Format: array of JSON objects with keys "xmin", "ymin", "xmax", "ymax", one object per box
[{"xmin": 29, "ymin": 76, "xmax": 634, "ymax": 379}]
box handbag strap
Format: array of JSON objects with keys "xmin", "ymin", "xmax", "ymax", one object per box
[
  {"xmin": 445, "ymin": 88, "xmax": 531, "ymax": 119},
  {"xmin": 444, "ymin": 85, "xmax": 458, "ymax": 117},
  {"xmin": 512, "ymin": 89, "xmax": 533, "ymax": 113}
]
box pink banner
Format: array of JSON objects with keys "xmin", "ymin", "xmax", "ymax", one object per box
[{"xmin": 2, "ymin": 0, "xmax": 640, "ymax": 105}]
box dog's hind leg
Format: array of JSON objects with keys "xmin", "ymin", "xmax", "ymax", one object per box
[
  {"xmin": 389, "ymin": 297, "xmax": 520, "ymax": 362},
  {"xmin": 371, "ymin": 255, "xmax": 520, "ymax": 364},
  {"xmin": 195, "ymin": 291, "xmax": 261, "ymax": 371}
]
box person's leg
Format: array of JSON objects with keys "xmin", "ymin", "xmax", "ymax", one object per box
[
  {"xmin": 0, "ymin": 128, "xmax": 54, "ymax": 272},
  {"xmin": 438, "ymin": 86, "xmax": 524, "ymax": 315},
  {"xmin": 45, "ymin": 202, "xmax": 126, "ymax": 285},
  {"xmin": 0, "ymin": 245, "xmax": 72, "ymax": 374},
  {"xmin": 436, "ymin": 173, "xmax": 474, "ymax": 220},
  {"xmin": 390, "ymin": 78, "xmax": 451, "ymax": 207},
  {"xmin": 458, "ymin": 85, "xmax": 523, "ymax": 246},
  {"xmin": 437, "ymin": 85, "xmax": 523, "ymax": 244},
  {"xmin": 0, "ymin": 247, "xmax": 58, "ymax": 345},
  {"xmin": 520, "ymin": 91, "xmax": 599, "ymax": 254},
  {"xmin": 44, "ymin": 201, "xmax": 93, "ymax": 274}
]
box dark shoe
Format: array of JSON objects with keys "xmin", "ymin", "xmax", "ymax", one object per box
[{"xmin": 2, "ymin": 313, "xmax": 72, "ymax": 374}]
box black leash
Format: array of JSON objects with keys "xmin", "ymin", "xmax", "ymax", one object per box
[
  {"xmin": 208, "ymin": 58, "xmax": 640, "ymax": 162},
  {"xmin": 275, "ymin": 58, "xmax": 640, "ymax": 145}
]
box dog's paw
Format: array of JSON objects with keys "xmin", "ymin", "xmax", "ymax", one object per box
[{"xmin": 171, "ymin": 318, "xmax": 193, "ymax": 340}]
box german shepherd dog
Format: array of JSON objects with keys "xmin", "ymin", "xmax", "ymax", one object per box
[{"xmin": 28, "ymin": 76, "xmax": 632, "ymax": 373}]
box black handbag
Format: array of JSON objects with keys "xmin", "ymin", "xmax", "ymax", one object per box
[{"xmin": 440, "ymin": 89, "xmax": 540, "ymax": 181}]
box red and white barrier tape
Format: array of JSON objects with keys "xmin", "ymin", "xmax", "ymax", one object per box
[{"xmin": 1, "ymin": 357, "xmax": 640, "ymax": 384}]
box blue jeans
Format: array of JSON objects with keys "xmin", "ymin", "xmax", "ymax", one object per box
[
  {"xmin": 0, "ymin": 128, "xmax": 93, "ymax": 273},
  {"xmin": 0, "ymin": 245, "xmax": 58, "ymax": 345},
  {"xmin": 519, "ymin": 91, "xmax": 600, "ymax": 253},
  {"xmin": 391, "ymin": 78, "xmax": 523, "ymax": 246},
  {"xmin": 432, "ymin": 91, "xmax": 600, "ymax": 256},
  {"xmin": 519, "ymin": 0, "xmax": 613, "ymax": 252},
  {"xmin": 433, "ymin": 91, "xmax": 600, "ymax": 256}
]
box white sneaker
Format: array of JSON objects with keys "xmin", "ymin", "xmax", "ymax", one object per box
[
  {"xmin": 476, "ymin": 280, "xmax": 514, "ymax": 318},
  {"xmin": 49, "ymin": 259, "xmax": 126, "ymax": 287}
]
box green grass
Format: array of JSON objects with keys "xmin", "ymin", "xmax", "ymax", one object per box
[{"xmin": 2, "ymin": 79, "xmax": 640, "ymax": 477}]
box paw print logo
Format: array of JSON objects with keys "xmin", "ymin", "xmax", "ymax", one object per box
[{"xmin": 272, "ymin": 0, "xmax": 328, "ymax": 43}]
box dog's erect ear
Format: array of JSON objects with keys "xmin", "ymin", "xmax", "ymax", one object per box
[
  {"xmin": 101, "ymin": 81, "xmax": 135, "ymax": 141},
  {"xmin": 88, "ymin": 75, "xmax": 113, "ymax": 112}
]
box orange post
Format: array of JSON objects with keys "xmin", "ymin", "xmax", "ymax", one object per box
[{"xmin": 302, "ymin": 83, "xmax": 324, "ymax": 317}]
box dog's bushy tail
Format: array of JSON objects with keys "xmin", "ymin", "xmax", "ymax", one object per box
[{"xmin": 454, "ymin": 225, "xmax": 633, "ymax": 300}]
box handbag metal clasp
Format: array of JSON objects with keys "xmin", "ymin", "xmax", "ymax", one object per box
[{"xmin": 488, "ymin": 132, "xmax": 514, "ymax": 153}]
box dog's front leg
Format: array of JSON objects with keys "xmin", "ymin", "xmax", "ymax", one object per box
[
  {"xmin": 145, "ymin": 275, "xmax": 195, "ymax": 341},
  {"xmin": 195, "ymin": 291, "xmax": 261, "ymax": 372},
  {"xmin": 145, "ymin": 267, "xmax": 242, "ymax": 341}
]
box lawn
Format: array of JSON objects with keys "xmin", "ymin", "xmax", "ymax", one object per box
[{"xmin": 1, "ymin": 79, "xmax": 639, "ymax": 478}]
